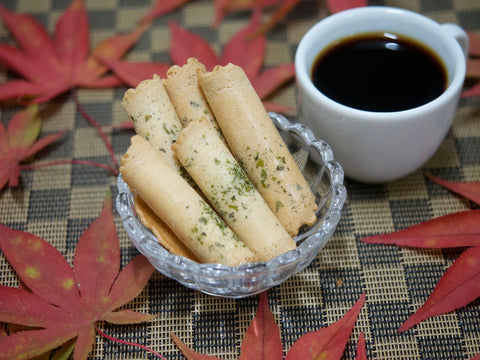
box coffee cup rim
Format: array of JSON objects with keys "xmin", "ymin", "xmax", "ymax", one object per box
[{"xmin": 294, "ymin": 6, "xmax": 467, "ymax": 121}]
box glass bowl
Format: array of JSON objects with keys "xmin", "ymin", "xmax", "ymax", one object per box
[{"xmin": 116, "ymin": 112, "xmax": 346, "ymax": 298}]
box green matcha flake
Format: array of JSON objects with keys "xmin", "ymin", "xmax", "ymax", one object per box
[
  {"xmin": 145, "ymin": 114, "xmax": 152, "ymax": 122},
  {"xmin": 199, "ymin": 216, "xmax": 208, "ymax": 225},
  {"xmin": 275, "ymin": 200, "xmax": 284, "ymax": 213},
  {"xmin": 228, "ymin": 204, "xmax": 238, "ymax": 211},
  {"xmin": 214, "ymin": 158, "xmax": 220, "ymax": 165},
  {"xmin": 190, "ymin": 101, "xmax": 200, "ymax": 109},
  {"xmin": 296, "ymin": 183, "xmax": 303, "ymax": 190},
  {"xmin": 276, "ymin": 164, "xmax": 285, "ymax": 171},
  {"xmin": 256, "ymin": 158, "xmax": 265, "ymax": 168},
  {"xmin": 159, "ymin": 147, "xmax": 166, "ymax": 153}
]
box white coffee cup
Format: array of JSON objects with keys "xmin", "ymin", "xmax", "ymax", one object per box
[{"xmin": 295, "ymin": 6, "xmax": 468, "ymax": 183}]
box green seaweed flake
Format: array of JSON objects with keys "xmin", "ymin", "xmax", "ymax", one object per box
[{"xmin": 275, "ymin": 200, "xmax": 284, "ymax": 213}]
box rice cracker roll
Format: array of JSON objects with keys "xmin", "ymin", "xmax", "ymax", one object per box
[
  {"xmin": 133, "ymin": 195, "xmax": 200, "ymax": 262},
  {"xmin": 198, "ymin": 64, "xmax": 317, "ymax": 236},
  {"xmin": 120, "ymin": 135, "xmax": 257, "ymax": 266},
  {"xmin": 122, "ymin": 74, "xmax": 182, "ymax": 172},
  {"xmin": 173, "ymin": 117, "xmax": 296, "ymax": 261},
  {"xmin": 163, "ymin": 58, "xmax": 218, "ymax": 129}
]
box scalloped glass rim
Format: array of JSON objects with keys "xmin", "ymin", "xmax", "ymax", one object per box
[{"xmin": 116, "ymin": 112, "xmax": 346, "ymax": 298}]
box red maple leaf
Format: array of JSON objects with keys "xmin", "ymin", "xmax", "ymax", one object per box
[
  {"xmin": 0, "ymin": 0, "xmax": 147, "ymax": 104},
  {"xmin": 172, "ymin": 292, "xmax": 366, "ymax": 360},
  {"xmin": 139, "ymin": 0, "xmax": 192, "ymax": 25},
  {"xmin": 463, "ymin": 31, "xmax": 480, "ymax": 98},
  {"xmin": 361, "ymin": 176, "xmax": 480, "ymax": 332},
  {"xmin": 0, "ymin": 195, "xmax": 157, "ymax": 359},
  {"xmin": 0, "ymin": 105, "xmax": 66, "ymax": 190},
  {"xmin": 169, "ymin": 10, "xmax": 295, "ymax": 114},
  {"xmin": 140, "ymin": 0, "xmax": 367, "ymax": 35}
]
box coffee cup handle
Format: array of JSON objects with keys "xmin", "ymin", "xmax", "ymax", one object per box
[{"xmin": 441, "ymin": 23, "xmax": 469, "ymax": 58}]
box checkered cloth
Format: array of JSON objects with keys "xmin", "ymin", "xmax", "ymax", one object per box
[{"xmin": 1, "ymin": 0, "xmax": 479, "ymax": 359}]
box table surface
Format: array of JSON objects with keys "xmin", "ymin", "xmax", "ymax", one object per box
[{"xmin": 1, "ymin": 0, "xmax": 479, "ymax": 359}]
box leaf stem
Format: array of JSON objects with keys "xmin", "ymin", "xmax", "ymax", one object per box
[
  {"xmin": 71, "ymin": 89, "xmax": 119, "ymax": 169},
  {"xmin": 95, "ymin": 325, "xmax": 167, "ymax": 359},
  {"xmin": 21, "ymin": 159, "xmax": 119, "ymax": 175}
]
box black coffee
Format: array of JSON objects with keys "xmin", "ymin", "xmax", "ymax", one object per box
[{"xmin": 311, "ymin": 32, "xmax": 448, "ymax": 112}]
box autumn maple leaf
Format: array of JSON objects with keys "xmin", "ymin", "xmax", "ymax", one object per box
[
  {"xmin": 169, "ymin": 10, "xmax": 295, "ymax": 113},
  {"xmin": 0, "ymin": 0, "xmax": 147, "ymax": 104},
  {"xmin": 140, "ymin": 0, "xmax": 368, "ymax": 36},
  {"xmin": 139, "ymin": 0, "xmax": 192, "ymax": 25},
  {"xmin": 0, "ymin": 105, "xmax": 66, "ymax": 190},
  {"xmin": 361, "ymin": 176, "xmax": 480, "ymax": 332},
  {"xmin": 172, "ymin": 292, "xmax": 366, "ymax": 360},
  {"xmin": 213, "ymin": 0, "xmax": 368, "ymax": 36},
  {"xmin": 463, "ymin": 31, "xmax": 480, "ymax": 98},
  {"xmin": 0, "ymin": 194, "xmax": 156, "ymax": 360}
]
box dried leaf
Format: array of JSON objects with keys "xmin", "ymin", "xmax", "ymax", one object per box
[
  {"xmin": 361, "ymin": 210, "xmax": 480, "ymax": 248},
  {"xmin": 426, "ymin": 174, "xmax": 480, "ymax": 205},
  {"xmin": 239, "ymin": 292, "xmax": 283, "ymax": 360},
  {"xmin": 168, "ymin": 12, "xmax": 294, "ymax": 113},
  {"xmin": 0, "ymin": 194, "xmax": 156, "ymax": 359},
  {"xmin": 0, "ymin": 105, "xmax": 66, "ymax": 190},
  {"xmin": 0, "ymin": 0, "xmax": 147, "ymax": 104},
  {"xmin": 285, "ymin": 293, "xmax": 366, "ymax": 360},
  {"xmin": 399, "ymin": 246, "xmax": 480, "ymax": 332}
]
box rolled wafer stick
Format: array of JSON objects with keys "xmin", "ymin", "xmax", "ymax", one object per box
[
  {"xmin": 120, "ymin": 135, "xmax": 257, "ymax": 266},
  {"xmin": 133, "ymin": 195, "xmax": 200, "ymax": 261},
  {"xmin": 121, "ymin": 74, "xmax": 197, "ymax": 255},
  {"xmin": 198, "ymin": 64, "xmax": 317, "ymax": 236},
  {"xmin": 173, "ymin": 117, "xmax": 296, "ymax": 261},
  {"xmin": 163, "ymin": 58, "xmax": 217, "ymax": 128},
  {"xmin": 122, "ymin": 74, "xmax": 183, "ymax": 172}
]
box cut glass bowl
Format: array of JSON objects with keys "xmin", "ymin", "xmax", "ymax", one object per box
[{"xmin": 116, "ymin": 112, "xmax": 346, "ymax": 298}]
